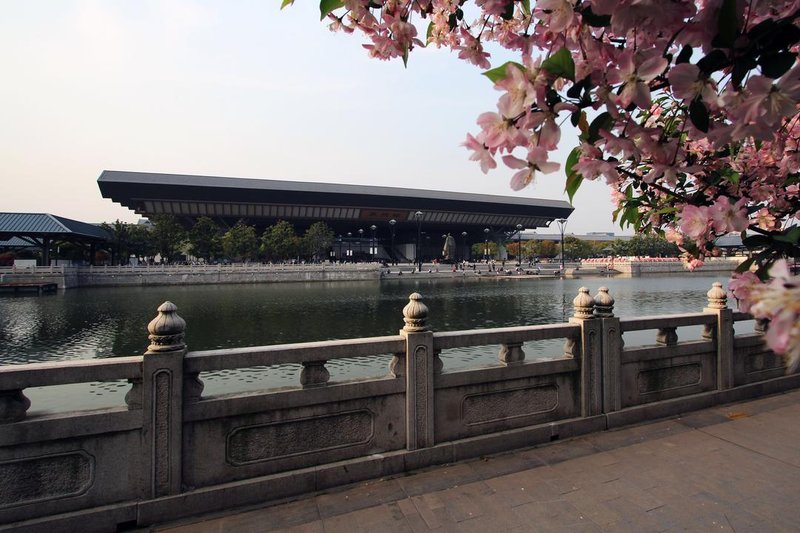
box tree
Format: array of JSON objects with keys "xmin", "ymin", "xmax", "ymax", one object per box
[
  {"xmin": 101, "ymin": 220, "xmax": 129, "ymax": 265},
  {"xmin": 188, "ymin": 217, "xmax": 223, "ymax": 262},
  {"xmin": 563, "ymin": 236, "xmax": 594, "ymax": 260},
  {"xmin": 302, "ymin": 222, "xmax": 335, "ymax": 262},
  {"xmin": 149, "ymin": 215, "xmax": 186, "ymax": 263},
  {"xmin": 261, "ymin": 220, "xmax": 300, "ymax": 262},
  {"xmin": 292, "ymin": 0, "xmax": 800, "ymax": 369},
  {"xmin": 222, "ymin": 220, "xmax": 259, "ymax": 262},
  {"xmin": 127, "ymin": 224, "xmax": 157, "ymax": 263}
]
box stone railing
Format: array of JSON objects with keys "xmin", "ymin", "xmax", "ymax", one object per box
[{"xmin": 0, "ymin": 284, "xmax": 796, "ymax": 532}]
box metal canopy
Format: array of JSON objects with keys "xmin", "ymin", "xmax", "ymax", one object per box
[
  {"xmin": 97, "ymin": 170, "xmax": 574, "ymax": 234},
  {"xmin": 0, "ymin": 213, "xmax": 110, "ymax": 265}
]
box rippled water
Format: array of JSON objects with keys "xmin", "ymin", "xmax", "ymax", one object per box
[{"xmin": 0, "ymin": 275, "xmax": 736, "ymax": 411}]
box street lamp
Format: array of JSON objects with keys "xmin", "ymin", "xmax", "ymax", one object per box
[
  {"xmin": 358, "ymin": 228, "xmax": 364, "ymax": 262},
  {"xmin": 483, "ymin": 228, "xmax": 490, "ymax": 262},
  {"xmin": 532, "ymin": 230, "xmax": 537, "ymax": 265},
  {"xmin": 556, "ymin": 218, "xmax": 568, "ymax": 273},
  {"xmin": 516, "ymin": 223, "xmax": 523, "ymax": 267},
  {"xmin": 389, "ymin": 219, "xmax": 396, "ymax": 265},
  {"xmin": 370, "ymin": 224, "xmax": 377, "ymax": 262},
  {"xmin": 346, "ymin": 232, "xmax": 352, "ymax": 262},
  {"xmin": 414, "ymin": 211, "xmax": 423, "ymax": 272},
  {"xmin": 461, "ymin": 231, "xmax": 468, "ymax": 262}
]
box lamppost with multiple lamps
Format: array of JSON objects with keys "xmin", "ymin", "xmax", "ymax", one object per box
[
  {"xmin": 516, "ymin": 223, "xmax": 523, "ymax": 267},
  {"xmin": 414, "ymin": 211, "xmax": 423, "ymax": 272},
  {"xmin": 556, "ymin": 218, "xmax": 568, "ymax": 273},
  {"xmin": 389, "ymin": 219, "xmax": 396, "ymax": 265}
]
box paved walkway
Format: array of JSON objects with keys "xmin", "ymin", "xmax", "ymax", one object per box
[{"xmin": 154, "ymin": 390, "xmax": 800, "ymax": 532}]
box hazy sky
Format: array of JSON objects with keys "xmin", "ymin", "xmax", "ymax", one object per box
[{"xmin": 0, "ymin": 0, "xmax": 626, "ymax": 234}]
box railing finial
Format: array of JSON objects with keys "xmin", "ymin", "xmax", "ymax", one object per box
[
  {"xmin": 706, "ymin": 282, "xmax": 727, "ymax": 309},
  {"xmin": 146, "ymin": 301, "xmax": 186, "ymax": 354},
  {"xmin": 403, "ymin": 293, "xmax": 429, "ymax": 332},
  {"xmin": 573, "ymin": 287, "xmax": 595, "ymax": 319},
  {"xmin": 593, "ymin": 287, "xmax": 614, "ymax": 318}
]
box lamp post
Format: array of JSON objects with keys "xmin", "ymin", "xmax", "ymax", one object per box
[
  {"xmin": 461, "ymin": 231, "xmax": 467, "ymax": 262},
  {"xmin": 483, "ymin": 228, "xmax": 490, "ymax": 262},
  {"xmin": 556, "ymin": 218, "xmax": 568, "ymax": 273},
  {"xmin": 532, "ymin": 230, "xmax": 537, "ymax": 265},
  {"xmin": 346, "ymin": 232, "xmax": 352, "ymax": 262},
  {"xmin": 370, "ymin": 224, "xmax": 377, "ymax": 262},
  {"xmin": 358, "ymin": 228, "xmax": 364, "ymax": 262},
  {"xmin": 414, "ymin": 211, "xmax": 423, "ymax": 272},
  {"xmin": 389, "ymin": 219, "xmax": 396, "ymax": 265},
  {"xmin": 516, "ymin": 223, "xmax": 523, "ymax": 267}
]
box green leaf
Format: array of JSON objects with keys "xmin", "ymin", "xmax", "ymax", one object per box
[
  {"xmin": 689, "ymin": 99, "xmax": 709, "ymax": 132},
  {"xmin": 520, "ymin": 0, "xmax": 531, "ymax": 16},
  {"xmin": 775, "ymin": 226, "xmax": 800, "ymax": 244},
  {"xmin": 742, "ymin": 234, "xmax": 771, "ymax": 248},
  {"xmin": 319, "ymin": 0, "xmax": 344, "ymax": 20},
  {"xmin": 735, "ymin": 256, "xmax": 755, "ymax": 273},
  {"xmin": 402, "ymin": 46, "xmax": 409, "ymax": 68},
  {"xmin": 723, "ymin": 170, "xmax": 740, "ymax": 185},
  {"xmin": 482, "ymin": 61, "xmax": 525, "ymax": 83},
  {"xmin": 564, "ymin": 147, "xmax": 583, "ymax": 204},
  {"xmin": 584, "ymin": 112, "xmax": 613, "ymax": 143},
  {"xmin": 426, "ymin": 22, "xmax": 434, "ymax": 45},
  {"xmin": 541, "ymin": 47, "xmax": 575, "ymax": 81},
  {"xmin": 501, "ymin": 0, "xmax": 514, "ymax": 20},
  {"xmin": 759, "ymin": 52, "xmax": 797, "ymax": 79},
  {"xmin": 280, "ymin": 0, "xmax": 294, "ymax": 9},
  {"xmin": 716, "ymin": 0, "xmax": 739, "ymax": 48},
  {"xmin": 580, "ymin": 6, "xmax": 611, "ymax": 27}
]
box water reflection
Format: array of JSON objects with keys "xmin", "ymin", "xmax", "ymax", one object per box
[{"xmin": 1, "ymin": 275, "xmax": 732, "ymax": 410}]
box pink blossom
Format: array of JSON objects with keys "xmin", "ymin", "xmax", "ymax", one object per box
[
  {"xmin": 678, "ymin": 204, "xmax": 710, "ymax": 240},
  {"xmin": 709, "ymin": 196, "xmax": 749, "ymax": 233},
  {"xmin": 464, "ymin": 133, "xmax": 497, "ymax": 174},
  {"xmin": 536, "ymin": 0, "xmax": 577, "ymax": 33}
]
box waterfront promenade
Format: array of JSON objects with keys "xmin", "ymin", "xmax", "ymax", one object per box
[{"xmin": 155, "ymin": 389, "xmax": 800, "ymax": 532}]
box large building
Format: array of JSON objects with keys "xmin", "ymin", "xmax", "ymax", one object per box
[{"xmin": 98, "ymin": 170, "xmax": 573, "ymax": 261}]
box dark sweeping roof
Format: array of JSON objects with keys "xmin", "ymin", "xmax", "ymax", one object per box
[
  {"xmin": 97, "ymin": 170, "xmax": 573, "ymax": 230},
  {"xmin": 0, "ymin": 213, "xmax": 110, "ymax": 241}
]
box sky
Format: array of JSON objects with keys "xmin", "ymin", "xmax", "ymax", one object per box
[{"xmin": 0, "ymin": 0, "xmax": 627, "ymax": 235}]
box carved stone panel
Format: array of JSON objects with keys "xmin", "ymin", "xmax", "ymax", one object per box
[
  {"xmin": 227, "ymin": 410, "xmax": 374, "ymax": 466},
  {"xmin": 745, "ymin": 352, "xmax": 783, "ymax": 374},
  {"xmin": 462, "ymin": 385, "xmax": 558, "ymax": 426},
  {"xmin": 637, "ymin": 364, "xmax": 702, "ymax": 394},
  {"xmin": 0, "ymin": 452, "xmax": 94, "ymax": 508}
]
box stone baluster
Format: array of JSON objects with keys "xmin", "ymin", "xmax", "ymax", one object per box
[
  {"xmin": 139, "ymin": 301, "xmax": 187, "ymax": 498},
  {"xmin": 656, "ymin": 327, "xmax": 678, "ymax": 346},
  {"xmin": 300, "ymin": 360, "xmax": 330, "ymax": 388},
  {"xmin": 498, "ymin": 342, "xmax": 525, "ymax": 365},
  {"xmin": 568, "ymin": 287, "xmax": 602, "ymax": 417},
  {"xmin": 400, "ymin": 293, "xmax": 435, "ymax": 450},
  {"xmin": 704, "ymin": 282, "xmax": 734, "ymax": 389},
  {"xmin": 0, "ymin": 389, "xmax": 31, "ymax": 423},
  {"xmin": 594, "ymin": 287, "xmax": 623, "ymax": 413}
]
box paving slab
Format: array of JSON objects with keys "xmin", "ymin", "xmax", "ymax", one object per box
[{"xmin": 152, "ymin": 389, "xmax": 800, "ymax": 533}]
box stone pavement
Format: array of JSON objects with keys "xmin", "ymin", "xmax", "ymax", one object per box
[{"xmin": 153, "ymin": 390, "xmax": 800, "ymax": 532}]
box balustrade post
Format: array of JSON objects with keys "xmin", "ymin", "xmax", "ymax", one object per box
[
  {"xmin": 594, "ymin": 287, "xmax": 622, "ymax": 413},
  {"xmin": 400, "ymin": 293, "xmax": 435, "ymax": 450},
  {"xmin": 569, "ymin": 287, "xmax": 603, "ymax": 417},
  {"xmin": 138, "ymin": 301, "xmax": 187, "ymax": 498},
  {"xmin": 704, "ymin": 282, "xmax": 734, "ymax": 390}
]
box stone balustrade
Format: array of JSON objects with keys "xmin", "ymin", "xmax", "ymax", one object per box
[{"xmin": 0, "ymin": 284, "xmax": 797, "ymax": 532}]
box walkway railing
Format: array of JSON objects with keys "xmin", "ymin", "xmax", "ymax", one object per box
[{"xmin": 0, "ymin": 283, "xmax": 795, "ymax": 531}]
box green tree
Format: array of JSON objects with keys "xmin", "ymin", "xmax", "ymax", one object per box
[
  {"xmin": 188, "ymin": 216, "xmax": 222, "ymax": 262},
  {"xmin": 471, "ymin": 241, "xmax": 498, "ymax": 260},
  {"xmin": 261, "ymin": 220, "xmax": 300, "ymax": 262},
  {"xmin": 562, "ymin": 237, "xmax": 594, "ymax": 260},
  {"xmin": 222, "ymin": 220, "xmax": 259, "ymax": 262},
  {"xmin": 149, "ymin": 215, "xmax": 186, "ymax": 263},
  {"xmin": 127, "ymin": 224, "xmax": 157, "ymax": 262},
  {"xmin": 101, "ymin": 220, "xmax": 129, "ymax": 265},
  {"xmin": 302, "ymin": 221, "xmax": 335, "ymax": 262}
]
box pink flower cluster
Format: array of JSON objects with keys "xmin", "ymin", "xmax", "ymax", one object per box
[{"xmin": 302, "ymin": 0, "xmax": 800, "ymax": 367}]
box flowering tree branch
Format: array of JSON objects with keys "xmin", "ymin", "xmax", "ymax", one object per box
[{"xmin": 286, "ymin": 0, "xmax": 800, "ymax": 369}]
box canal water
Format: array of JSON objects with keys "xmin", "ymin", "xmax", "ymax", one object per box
[{"xmin": 0, "ymin": 275, "xmax": 740, "ymax": 412}]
